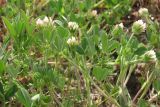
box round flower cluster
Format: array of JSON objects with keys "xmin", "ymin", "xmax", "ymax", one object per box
[
  {"xmin": 68, "ymin": 22, "xmax": 79, "ymax": 30},
  {"xmin": 36, "ymin": 16, "xmax": 54, "ymax": 26},
  {"xmin": 67, "ymin": 36, "xmax": 78, "ymax": 46},
  {"xmin": 138, "ymin": 8, "xmax": 149, "ymax": 17},
  {"xmin": 112, "ymin": 23, "xmax": 124, "ymax": 36},
  {"xmin": 132, "ymin": 20, "xmax": 146, "ymax": 35},
  {"xmin": 144, "ymin": 50, "xmax": 157, "ymax": 62},
  {"xmin": 115, "ymin": 23, "xmax": 124, "ymax": 29},
  {"xmin": 91, "ymin": 10, "xmax": 98, "ymax": 17}
]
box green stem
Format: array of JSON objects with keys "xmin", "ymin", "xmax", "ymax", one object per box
[
  {"xmin": 86, "ymin": 76, "xmax": 92, "ymax": 106},
  {"xmin": 75, "ymin": 69, "xmax": 82, "ymax": 99},
  {"xmin": 89, "ymin": 77, "xmax": 120, "ymax": 107},
  {"xmin": 126, "ymin": 33, "xmax": 134, "ymax": 47},
  {"xmin": 93, "ymin": 0, "xmax": 105, "ymax": 8},
  {"xmin": 49, "ymin": 86, "xmax": 63, "ymax": 107},
  {"xmin": 133, "ymin": 69, "xmax": 156, "ymax": 103},
  {"xmin": 100, "ymin": 59, "xmax": 141, "ymax": 67},
  {"xmin": 116, "ymin": 55, "xmax": 128, "ymax": 86},
  {"xmin": 124, "ymin": 64, "xmax": 136, "ymax": 87},
  {"xmin": 117, "ymin": 33, "xmax": 136, "ymax": 85},
  {"xmin": 62, "ymin": 54, "xmax": 120, "ymax": 107},
  {"xmin": 81, "ymin": 57, "xmax": 92, "ymax": 106},
  {"xmin": 139, "ymin": 71, "xmax": 156, "ymax": 99}
]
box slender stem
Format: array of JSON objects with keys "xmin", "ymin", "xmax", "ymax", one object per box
[
  {"xmin": 86, "ymin": 76, "xmax": 92, "ymax": 106},
  {"xmin": 117, "ymin": 33, "xmax": 136, "ymax": 86},
  {"xmin": 89, "ymin": 77, "xmax": 120, "ymax": 107},
  {"xmin": 133, "ymin": 70, "xmax": 156, "ymax": 103},
  {"xmin": 132, "ymin": 84, "xmax": 145, "ymax": 103},
  {"xmin": 116, "ymin": 56, "xmax": 128, "ymax": 86},
  {"xmin": 126, "ymin": 33, "xmax": 134, "ymax": 47},
  {"xmin": 93, "ymin": 0, "xmax": 105, "ymax": 8},
  {"xmin": 75, "ymin": 69, "xmax": 82, "ymax": 98},
  {"xmin": 81, "ymin": 57, "xmax": 92, "ymax": 106},
  {"xmin": 139, "ymin": 72, "xmax": 156, "ymax": 99},
  {"xmin": 49, "ymin": 86, "xmax": 63, "ymax": 107},
  {"xmin": 62, "ymin": 54, "xmax": 120, "ymax": 107},
  {"xmin": 148, "ymin": 91, "xmax": 160, "ymax": 102},
  {"xmin": 124, "ymin": 64, "xmax": 136, "ymax": 87}
]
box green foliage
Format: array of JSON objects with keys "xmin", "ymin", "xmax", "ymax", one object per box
[
  {"xmin": 16, "ymin": 86, "xmax": 32, "ymax": 107},
  {"xmin": 0, "ymin": 0, "xmax": 160, "ymax": 107},
  {"xmin": 93, "ymin": 66, "xmax": 113, "ymax": 81},
  {"xmin": 0, "ymin": 60, "xmax": 5, "ymax": 75}
]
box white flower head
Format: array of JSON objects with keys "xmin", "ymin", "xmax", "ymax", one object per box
[
  {"xmin": 36, "ymin": 16, "xmax": 54, "ymax": 26},
  {"xmin": 68, "ymin": 22, "xmax": 79, "ymax": 30},
  {"xmin": 144, "ymin": 50, "xmax": 157, "ymax": 62},
  {"xmin": 98, "ymin": 43, "xmax": 102, "ymax": 50},
  {"xmin": 43, "ymin": 16, "xmax": 49, "ymax": 23},
  {"xmin": 138, "ymin": 8, "xmax": 149, "ymax": 17},
  {"xmin": 36, "ymin": 18, "xmax": 44, "ymax": 26},
  {"xmin": 86, "ymin": 62, "xmax": 92, "ymax": 69},
  {"xmin": 91, "ymin": 10, "xmax": 97, "ymax": 17},
  {"xmin": 150, "ymin": 16, "xmax": 154, "ymax": 21},
  {"xmin": 132, "ymin": 20, "xmax": 146, "ymax": 35},
  {"xmin": 67, "ymin": 37, "xmax": 78, "ymax": 46},
  {"xmin": 43, "ymin": 16, "xmax": 54, "ymax": 25},
  {"xmin": 116, "ymin": 23, "xmax": 124, "ymax": 29},
  {"xmin": 112, "ymin": 23, "xmax": 124, "ymax": 36},
  {"xmin": 31, "ymin": 94, "xmax": 40, "ymax": 101}
]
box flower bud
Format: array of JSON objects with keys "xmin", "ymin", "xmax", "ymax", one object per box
[
  {"xmin": 138, "ymin": 8, "xmax": 149, "ymax": 17},
  {"xmin": 132, "ymin": 20, "xmax": 146, "ymax": 35},
  {"xmin": 98, "ymin": 43, "xmax": 102, "ymax": 50},
  {"xmin": 144, "ymin": 50, "xmax": 157, "ymax": 62},
  {"xmin": 36, "ymin": 16, "xmax": 54, "ymax": 26},
  {"xmin": 112, "ymin": 23, "xmax": 124, "ymax": 37},
  {"xmin": 43, "ymin": 16, "xmax": 49, "ymax": 23},
  {"xmin": 31, "ymin": 94, "xmax": 40, "ymax": 101},
  {"xmin": 91, "ymin": 10, "xmax": 97, "ymax": 17},
  {"xmin": 67, "ymin": 37, "xmax": 79, "ymax": 46},
  {"xmin": 36, "ymin": 18, "xmax": 44, "ymax": 26},
  {"xmin": 68, "ymin": 22, "xmax": 79, "ymax": 30}
]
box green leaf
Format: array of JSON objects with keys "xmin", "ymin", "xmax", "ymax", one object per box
[
  {"xmin": 42, "ymin": 95, "xmax": 51, "ymax": 103},
  {"xmin": 0, "ymin": 82, "xmax": 4, "ymax": 94},
  {"xmin": 0, "ymin": 92, "xmax": 5, "ymax": 102},
  {"xmin": 5, "ymin": 84, "xmax": 18, "ymax": 100},
  {"xmin": 16, "ymin": 86, "xmax": 32, "ymax": 107},
  {"xmin": 134, "ymin": 44, "xmax": 147, "ymax": 56},
  {"xmin": 15, "ymin": 18, "xmax": 25, "ymax": 37},
  {"xmin": 108, "ymin": 40, "xmax": 120, "ymax": 52},
  {"xmin": 57, "ymin": 77, "xmax": 65, "ymax": 89},
  {"xmin": 111, "ymin": 86, "xmax": 120, "ymax": 97},
  {"xmin": 81, "ymin": 37, "xmax": 88, "ymax": 51},
  {"xmin": 63, "ymin": 99, "xmax": 74, "ymax": 107},
  {"xmin": 43, "ymin": 27, "xmax": 53, "ymax": 41},
  {"xmin": 0, "ymin": 82, "xmax": 4, "ymax": 101},
  {"xmin": 93, "ymin": 66, "xmax": 113, "ymax": 81},
  {"xmin": 87, "ymin": 37, "xmax": 96, "ymax": 56},
  {"xmin": 52, "ymin": 71, "xmax": 65, "ymax": 89},
  {"xmin": 54, "ymin": 35, "xmax": 65, "ymax": 52},
  {"xmin": 138, "ymin": 99, "xmax": 149, "ymax": 107},
  {"xmin": 56, "ymin": 26, "xmax": 69, "ymax": 38},
  {"xmin": 7, "ymin": 65, "xmax": 19, "ymax": 78},
  {"xmin": 153, "ymin": 79, "xmax": 160, "ymax": 92},
  {"xmin": 54, "ymin": 20, "xmax": 63, "ymax": 26},
  {"xmin": 101, "ymin": 32, "xmax": 109, "ymax": 52},
  {"xmin": 2, "ymin": 17, "xmax": 16, "ymax": 38},
  {"xmin": 76, "ymin": 46, "xmax": 85, "ymax": 55},
  {"xmin": 0, "ymin": 60, "xmax": 5, "ymax": 76}
]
